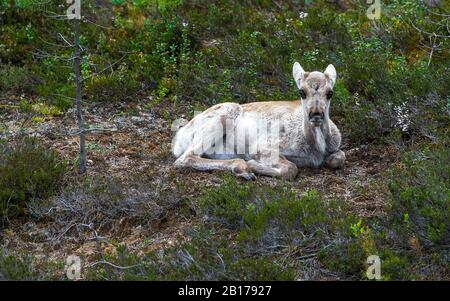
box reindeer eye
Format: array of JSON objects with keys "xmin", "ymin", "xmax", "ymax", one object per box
[
  {"xmin": 299, "ymin": 89, "xmax": 306, "ymax": 99},
  {"xmin": 327, "ymin": 90, "xmax": 334, "ymax": 100}
]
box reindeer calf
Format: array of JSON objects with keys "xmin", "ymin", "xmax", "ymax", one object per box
[{"xmin": 172, "ymin": 62, "xmax": 345, "ymax": 180}]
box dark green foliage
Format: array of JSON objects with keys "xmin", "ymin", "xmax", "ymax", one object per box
[
  {"xmin": 0, "ymin": 65, "xmax": 40, "ymax": 94},
  {"xmin": 0, "ymin": 253, "xmax": 38, "ymax": 280},
  {"xmin": 0, "ymin": 138, "xmax": 66, "ymax": 224},
  {"xmin": 388, "ymin": 144, "xmax": 450, "ymax": 248},
  {"xmin": 36, "ymin": 82, "xmax": 76, "ymax": 111},
  {"xmin": 84, "ymin": 72, "xmax": 142, "ymax": 102},
  {"xmin": 196, "ymin": 175, "xmax": 355, "ymax": 246},
  {"xmin": 318, "ymin": 240, "xmax": 367, "ymax": 277},
  {"xmin": 87, "ymin": 176, "xmax": 361, "ymax": 280},
  {"xmin": 353, "ymin": 144, "xmax": 450, "ymax": 280},
  {"xmin": 377, "ymin": 250, "xmax": 411, "ymax": 281},
  {"xmin": 0, "ymin": 249, "xmax": 64, "ymax": 280},
  {"xmin": 1, "ymin": 1, "xmax": 449, "ymax": 146}
]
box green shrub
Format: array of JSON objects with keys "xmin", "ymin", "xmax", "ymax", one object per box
[
  {"xmin": 0, "ymin": 65, "xmax": 40, "ymax": 94},
  {"xmin": 378, "ymin": 250, "xmax": 412, "ymax": 281},
  {"xmin": 0, "ymin": 249, "xmax": 63, "ymax": 281},
  {"xmin": 388, "ymin": 145, "xmax": 450, "ymax": 249},
  {"xmin": 87, "ymin": 228, "xmax": 296, "ymax": 281},
  {"xmin": 194, "ymin": 176, "xmax": 363, "ymax": 278},
  {"xmin": 36, "ymin": 82, "xmax": 76, "ymax": 111},
  {"xmin": 0, "ymin": 137, "xmax": 66, "ymax": 224},
  {"xmin": 318, "ymin": 240, "xmax": 367, "ymax": 278},
  {"xmin": 87, "ymin": 176, "xmax": 361, "ymax": 280},
  {"xmin": 84, "ymin": 72, "xmax": 141, "ymax": 102},
  {"xmin": 1, "ymin": 1, "xmax": 446, "ymax": 148},
  {"xmin": 0, "ymin": 253, "xmax": 37, "ymax": 281},
  {"xmin": 196, "ymin": 175, "xmax": 355, "ymax": 239}
]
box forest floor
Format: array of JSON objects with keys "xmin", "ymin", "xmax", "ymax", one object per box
[{"xmin": 0, "ymin": 96, "xmax": 400, "ymax": 279}]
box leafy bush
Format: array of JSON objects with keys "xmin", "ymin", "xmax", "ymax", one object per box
[
  {"xmin": 196, "ymin": 175, "xmax": 355, "ymax": 245},
  {"xmin": 388, "ymin": 144, "xmax": 450, "ymax": 249},
  {"xmin": 0, "ymin": 249, "xmax": 63, "ymax": 281},
  {"xmin": 0, "ymin": 252, "xmax": 38, "ymax": 280},
  {"xmin": 84, "ymin": 72, "xmax": 142, "ymax": 102},
  {"xmin": 0, "ymin": 65, "xmax": 40, "ymax": 94},
  {"xmin": 87, "ymin": 175, "xmax": 364, "ymax": 280},
  {"xmin": 0, "ymin": 138, "xmax": 66, "ymax": 224},
  {"xmin": 318, "ymin": 240, "xmax": 368, "ymax": 277},
  {"xmin": 1, "ymin": 1, "xmax": 448, "ymax": 145}
]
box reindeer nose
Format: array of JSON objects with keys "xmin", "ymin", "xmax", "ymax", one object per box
[{"xmin": 309, "ymin": 112, "xmax": 324, "ymax": 120}]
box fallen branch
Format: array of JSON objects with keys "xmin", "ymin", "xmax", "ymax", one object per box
[
  {"xmin": 68, "ymin": 127, "xmax": 118, "ymax": 136},
  {"xmin": 77, "ymin": 224, "xmax": 140, "ymax": 270},
  {"xmin": 410, "ymin": 21, "xmax": 450, "ymax": 38},
  {"xmin": 86, "ymin": 260, "xmax": 141, "ymax": 270},
  {"xmin": 428, "ymin": 33, "xmax": 438, "ymax": 67}
]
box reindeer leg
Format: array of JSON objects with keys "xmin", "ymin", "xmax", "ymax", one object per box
[
  {"xmin": 247, "ymin": 154, "xmax": 298, "ymax": 180},
  {"xmin": 174, "ymin": 114, "xmax": 256, "ymax": 180},
  {"xmin": 325, "ymin": 150, "xmax": 346, "ymax": 169},
  {"xmin": 175, "ymin": 153, "xmax": 256, "ymax": 180}
]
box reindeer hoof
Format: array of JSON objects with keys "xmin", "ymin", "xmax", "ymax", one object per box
[
  {"xmin": 238, "ymin": 172, "xmax": 257, "ymax": 181},
  {"xmin": 231, "ymin": 159, "xmax": 255, "ymax": 180},
  {"xmin": 326, "ymin": 150, "xmax": 346, "ymax": 169}
]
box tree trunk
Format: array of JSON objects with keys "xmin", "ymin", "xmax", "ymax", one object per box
[{"xmin": 74, "ymin": 16, "xmax": 87, "ymax": 174}]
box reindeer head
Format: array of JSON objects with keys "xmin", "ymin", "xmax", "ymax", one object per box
[{"xmin": 293, "ymin": 62, "xmax": 336, "ymax": 127}]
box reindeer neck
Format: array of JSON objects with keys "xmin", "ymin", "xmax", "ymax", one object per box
[{"xmin": 303, "ymin": 112, "xmax": 330, "ymax": 153}]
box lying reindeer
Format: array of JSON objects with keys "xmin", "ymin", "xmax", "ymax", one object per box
[{"xmin": 172, "ymin": 62, "xmax": 345, "ymax": 180}]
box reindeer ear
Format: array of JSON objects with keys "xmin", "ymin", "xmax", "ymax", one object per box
[
  {"xmin": 324, "ymin": 64, "xmax": 337, "ymax": 87},
  {"xmin": 293, "ymin": 62, "xmax": 305, "ymax": 89}
]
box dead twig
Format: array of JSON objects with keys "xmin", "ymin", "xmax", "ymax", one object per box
[
  {"xmin": 86, "ymin": 260, "xmax": 141, "ymax": 270},
  {"xmin": 68, "ymin": 128, "xmax": 119, "ymax": 136},
  {"xmin": 78, "ymin": 223, "xmax": 106, "ymax": 260}
]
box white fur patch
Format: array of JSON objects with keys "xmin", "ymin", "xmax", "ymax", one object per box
[
  {"xmin": 293, "ymin": 62, "xmax": 305, "ymax": 89},
  {"xmin": 314, "ymin": 127, "xmax": 326, "ymax": 154},
  {"xmin": 324, "ymin": 64, "xmax": 337, "ymax": 87}
]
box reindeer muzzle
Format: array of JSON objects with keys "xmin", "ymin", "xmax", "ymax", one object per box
[{"xmin": 308, "ymin": 111, "xmax": 324, "ymax": 126}]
